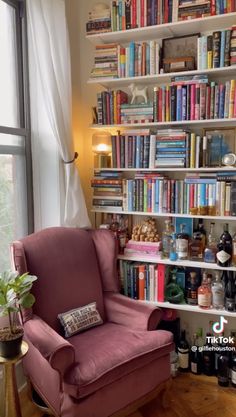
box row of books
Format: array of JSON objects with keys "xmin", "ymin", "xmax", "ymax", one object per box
[
  {"xmin": 110, "ymin": 130, "xmax": 219, "ymax": 169},
  {"xmin": 86, "ymin": 6, "xmax": 111, "ymax": 34},
  {"xmin": 91, "ymin": 171, "xmax": 123, "ymax": 211},
  {"xmin": 121, "ymin": 173, "xmax": 236, "ymax": 215},
  {"xmin": 119, "ymin": 260, "xmax": 165, "ymax": 302},
  {"xmin": 109, "ymin": 0, "xmax": 235, "ymax": 33},
  {"xmin": 197, "ymin": 28, "xmax": 235, "ymax": 69},
  {"xmin": 96, "ymin": 77, "xmax": 236, "ymax": 125},
  {"xmin": 91, "ymin": 41, "xmax": 161, "ymax": 79},
  {"xmin": 91, "ymin": 28, "xmax": 236, "ymax": 80},
  {"xmin": 153, "ymin": 76, "xmax": 236, "ymax": 122}
]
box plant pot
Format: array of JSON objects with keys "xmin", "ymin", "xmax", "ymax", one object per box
[{"xmin": 0, "ymin": 327, "xmax": 24, "ymax": 358}]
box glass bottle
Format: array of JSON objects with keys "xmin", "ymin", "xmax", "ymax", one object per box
[
  {"xmin": 232, "ymin": 232, "xmax": 236, "ymax": 266},
  {"xmin": 190, "ymin": 333, "xmax": 202, "ymax": 375},
  {"xmin": 162, "ymin": 219, "xmax": 173, "ymax": 258},
  {"xmin": 176, "ymin": 224, "xmax": 189, "ymax": 260},
  {"xmin": 214, "ymin": 332, "xmax": 225, "ymax": 376},
  {"xmin": 202, "ymin": 333, "xmax": 215, "ymax": 376},
  {"xmin": 204, "ymin": 222, "xmax": 217, "ymax": 263},
  {"xmin": 212, "ymin": 271, "xmax": 224, "ymax": 309},
  {"xmin": 231, "ymin": 353, "xmax": 236, "ymax": 387},
  {"xmin": 198, "ymin": 219, "xmax": 207, "ymax": 249},
  {"xmin": 186, "ymin": 271, "xmax": 198, "ymax": 305},
  {"xmin": 177, "ymin": 330, "xmax": 190, "ymax": 372},
  {"xmin": 216, "ymin": 223, "xmax": 232, "ymax": 267},
  {"xmin": 169, "ymin": 233, "xmax": 178, "ymax": 261},
  {"xmin": 225, "ymin": 271, "xmax": 235, "ymax": 312},
  {"xmin": 189, "ymin": 219, "xmax": 206, "ymax": 260},
  {"xmin": 218, "ymin": 352, "xmax": 230, "ymax": 387},
  {"xmin": 198, "ymin": 273, "xmax": 212, "ymax": 309},
  {"xmin": 221, "ymin": 270, "xmax": 228, "ymax": 290},
  {"xmin": 196, "ymin": 327, "xmax": 204, "ymax": 348}
]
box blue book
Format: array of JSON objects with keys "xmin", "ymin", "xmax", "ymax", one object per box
[
  {"xmin": 157, "ymin": 147, "xmax": 187, "ymax": 152},
  {"xmin": 145, "ymin": 267, "xmax": 150, "ymax": 301},
  {"xmin": 135, "ymin": 136, "xmax": 141, "ymax": 168},
  {"xmin": 200, "ymin": 183, "xmax": 207, "ymax": 207},
  {"xmin": 129, "ymin": 42, "xmax": 135, "ymax": 77},
  {"xmin": 220, "ymin": 31, "xmax": 226, "ymax": 67},
  {"xmin": 175, "ymin": 181, "xmax": 179, "ymax": 213},
  {"xmin": 182, "ymin": 86, "xmax": 187, "ymax": 120},
  {"xmin": 219, "ymin": 85, "xmax": 225, "ymax": 119},
  {"xmin": 130, "ymin": 265, "xmax": 134, "ymax": 299},
  {"xmin": 176, "ymin": 87, "xmax": 182, "ymax": 121},
  {"xmin": 127, "ymin": 180, "xmax": 133, "ymax": 211},
  {"xmin": 185, "ymin": 178, "xmax": 217, "ymax": 184},
  {"xmin": 118, "ymin": 0, "xmax": 123, "ymax": 30},
  {"xmin": 155, "ymin": 179, "xmax": 159, "ymax": 212},
  {"xmin": 146, "ymin": 44, "xmax": 150, "ymax": 74}
]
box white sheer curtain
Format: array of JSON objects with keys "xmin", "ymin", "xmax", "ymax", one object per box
[{"xmin": 27, "ymin": 0, "xmax": 91, "ymax": 228}]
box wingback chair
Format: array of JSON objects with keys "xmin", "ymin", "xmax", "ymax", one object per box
[{"xmin": 12, "ymin": 227, "xmax": 173, "ymax": 417}]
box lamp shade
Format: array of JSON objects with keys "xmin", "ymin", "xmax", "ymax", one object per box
[{"xmin": 92, "ymin": 132, "xmax": 111, "ymax": 154}]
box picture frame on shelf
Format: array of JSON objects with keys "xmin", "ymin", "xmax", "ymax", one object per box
[
  {"xmin": 162, "ymin": 33, "xmax": 200, "ymax": 72},
  {"xmin": 203, "ymin": 127, "xmax": 236, "ymax": 167}
]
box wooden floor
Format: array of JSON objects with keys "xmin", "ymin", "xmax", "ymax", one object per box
[{"xmin": 20, "ymin": 373, "xmax": 236, "ymax": 417}]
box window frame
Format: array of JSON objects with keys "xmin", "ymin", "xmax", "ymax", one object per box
[{"xmin": 0, "ymin": 0, "xmax": 34, "ymax": 233}]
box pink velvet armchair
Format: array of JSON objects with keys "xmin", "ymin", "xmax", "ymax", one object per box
[{"xmin": 12, "ymin": 227, "xmax": 173, "ymax": 417}]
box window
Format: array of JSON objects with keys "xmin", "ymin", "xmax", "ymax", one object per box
[{"xmin": 0, "ymin": 0, "xmax": 33, "ymax": 270}]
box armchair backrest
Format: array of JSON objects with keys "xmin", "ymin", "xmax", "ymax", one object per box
[{"xmin": 12, "ymin": 228, "xmax": 117, "ymax": 333}]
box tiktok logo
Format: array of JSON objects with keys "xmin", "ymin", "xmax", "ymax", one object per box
[{"xmin": 212, "ymin": 316, "xmax": 228, "ymax": 334}]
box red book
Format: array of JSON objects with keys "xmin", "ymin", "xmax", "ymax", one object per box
[
  {"xmin": 140, "ymin": 0, "xmax": 145, "ymax": 27},
  {"xmin": 164, "ymin": 0, "xmax": 169, "ymax": 23},
  {"xmin": 190, "ymin": 184, "xmax": 195, "ymax": 210},
  {"xmin": 167, "ymin": 180, "xmax": 171, "ymax": 213},
  {"xmin": 205, "ymin": 85, "xmax": 211, "ymax": 119},
  {"xmin": 131, "ymin": 0, "xmax": 137, "ymax": 28},
  {"xmin": 157, "ymin": 264, "xmax": 165, "ymax": 302},
  {"xmin": 138, "ymin": 265, "xmax": 145, "ymax": 300}
]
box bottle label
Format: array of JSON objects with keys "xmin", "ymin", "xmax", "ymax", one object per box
[
  {"xmin": 216, "ymin": 250, "xmax": 231, "ymax": 264},
  {"xmin": 198, "ymin": 293, "xmax": 211, "ymax": 307},
  {"xmin": 232, "ymin": 369, "xmax": 236, "ymax": 384},
  {"xmin": 178, "ymin": 349, "xmax": 189, "ymax": 369},
  {"xmin": 191, "ymin": 362, "xmax": 197, "ymax": 373},
  {"xmin": 212, "ymin": 290, "xmax": 224, "ymax": 308},
  {"xmin": 233, "ymin": 242, "xmax": 236, "ymax": 255},
  {"xmin": 176, "ymin": 239, "xmax": 188, "ymax": 258},
  {"xmin": 204, "ymin": 248, "xmax": 215, "ymax": 263}
]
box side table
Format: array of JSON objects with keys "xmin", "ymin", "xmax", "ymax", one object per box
[{"xmin": 0, "ymin": 340, "xmax": 28, "ymax": 417}]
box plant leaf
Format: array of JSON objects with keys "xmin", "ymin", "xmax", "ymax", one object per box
[{"xmin": 20, "ymin": 293, "xmax": 35, "ymax": 308}]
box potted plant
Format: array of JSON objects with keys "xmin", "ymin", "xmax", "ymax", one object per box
[{"xmin": 0, "ymin": 270, "xmax": 37, "ymax": 358}]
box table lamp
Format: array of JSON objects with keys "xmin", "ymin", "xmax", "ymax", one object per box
[{"xmin": 92, "ymin": 132, "xmax": 112, "ymax": 168}]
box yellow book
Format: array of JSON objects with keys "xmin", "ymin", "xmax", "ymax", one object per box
[
  {"xmin": 229, "ymin": 79, "xmax": 235, "ymax": 119},
  {"xmin": 190, "ymin": 133, "xmax": 196, "ymax": 168},
  {"xmin": 165, "ymin": 86, "xmax": 170, "ymax": 122},
  {"xmin": 207, "ymin": 51, "xmax": 212, "ymax": 69}
]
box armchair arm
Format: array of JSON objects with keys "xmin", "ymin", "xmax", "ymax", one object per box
[
  {"xmin": 24, "ymin": 315, "xmax": 75, "ymax": 376},
  {"xmin": 104, "ymin": 293, "xmax": 162, "ymax": 331}
]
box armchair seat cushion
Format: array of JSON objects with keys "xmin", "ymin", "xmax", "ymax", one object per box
[{"xmin": 63, "ymin": 322, "xmax": 173, "ymax": 399}]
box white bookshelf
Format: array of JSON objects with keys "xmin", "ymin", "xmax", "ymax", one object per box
[
  {"xmin": 86, "ymin": 12, "xmax": 236, "ymax": 44},
  {"xmin": 92, "ymin": 209, "xmax": 236, "ymax": 221},
  {"xmin": 117, "ymin": 254, "xmax": 236, "ymax": 272},
  {"xmin": 88, "ymin": 12, "xmax": 236, "ymax": 315},
  {"xmin": 88, "ymin": 66, "xmax": 236, "ymax": 88},
  {"xmin": 90, "ymin": 118, "xmax": 236, "ymax": 130},
  {"xmin": 140, "ymin": 300, "xmax": 236, "ymax": 317}
]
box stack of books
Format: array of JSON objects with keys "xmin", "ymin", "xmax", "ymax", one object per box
[
  {"xmin": 91, "ymin": 171, "xmax": 123, "ymax": 211},
  {"xmin": 197, "ymin": 29, "xmax": 232, "ymax": 70},
  {"xmin": 231, "ymin": 26, "xmax": 236, "ymax": 66},
  {"xmin": 178, "ymin": 0, "xmax": 211, "ymax": 20},
  {"xmin": 155, "ymin": 129, "xmax": 189, "ymax": 167},
  {"xmin": 97, "ymin": 90, "xmax": 128, "ymax": 124},
  {"xmin": 118, "ymin": 40, "xmax": 161, "ymax": 78},
  {"xmin": 91, "ymin": 44, "xmax": 118, "ymax": 79},
  {"xmin": 120, "ymin": 103, "xmax": 154, "ymax": 124},
  {"xmin": 86, "ymin": 7, "xmax": 111, "ymax": 34},
  {"xmin": 119, "ymin": 260, "xmax": 166, "ymax": 302},
  {"xmin": 153, "ymin": 76, "xmax": 236, "ymax": 122}
]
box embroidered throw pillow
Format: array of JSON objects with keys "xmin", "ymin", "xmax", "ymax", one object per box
[{"xmin": 58, "ymin": 302, "xmax": 103, "ymax": 338}]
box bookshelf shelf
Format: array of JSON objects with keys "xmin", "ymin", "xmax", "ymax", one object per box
[
  {"xmin": 140, "ymin": 300, "xmax": 236, "ymax": 317},
  {"xmin": 90, "ymin": 118, "xmax": 236, "ymax": 130},
  {"xmin": 117, "ymin": 254, "xmax": 236, "ymax": 272},
  {"xmin": 92, "ymin": 209, "xmax": 236, "ymax": 221},
  {"xmin": 86, "ymin": 12, "xmax": 236, "ymax": 45},
  {"xmin": 88, "ymin": 66, "xmax": 236, "ymax": 88},
  {"xmin": 94, "ymin": 167, "xmax": 236, "ymax": 172}
]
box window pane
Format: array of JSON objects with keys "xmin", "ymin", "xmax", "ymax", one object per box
[
  {"xmin": 0, "ymin": 150, "xmax": 28, "ymax": 270},
  {"xmin": 0, "ymin": 1, "xmax": 20, "ymax": 128}
]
